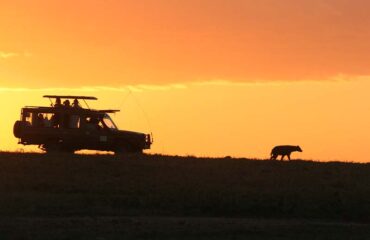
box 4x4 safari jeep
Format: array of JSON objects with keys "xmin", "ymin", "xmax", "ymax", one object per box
[{"xmin": 13, "ymin": 95, "xmax": 152, "ymax": 154}]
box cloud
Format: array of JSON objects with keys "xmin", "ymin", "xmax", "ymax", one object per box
[
  {"xmin": 318, "ymin": 1, "xmax": 342, "ymax": 16},
  {"xmin": 127, "ymin": 84, "xmax": 187, "ymax": 92},
  {"xmin": 0, "ymin": 51, "xmax": 32, "ymax": 59},
  {"xmin": 191, "ymin": 74, "xmax": 366, "ymax": 87},
  {"xmin": 0, "ymin": 74, "xmax": 368, "ymax": 93},
  {"xmin": 0, "ymin": 83, "xmax": 188, "ymax": 93},
  {"xmin": 0, "ymin": 51, "xmax": 19, "ymax": 59}
]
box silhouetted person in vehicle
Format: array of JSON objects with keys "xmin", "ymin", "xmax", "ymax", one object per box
[
  {"xmin": 52, "ymin": 97, "xmax": 62, "ymax": 127},
  {"xmin": 36, "ymin": 113, "xmax": 45, "ymax": 127},
  {"xmin": 84, "ymin": 117, "xmax": 101, "ymax": 130},
  {"xmin": 43, "ymin": 115, "xmax": 52, "ymax": 127},
  {"xmin": 63, "ymin": 100, "xmax": 71, "ymax": 107},
  {"xmin": 62, "ymin": 100, "xmax": 71, "ymax": 128},
  {"xmin": 54, "ymin": 97, "xmax": 62, "ymax": 108},
  {"xmin": 51, "ymin": 114, "xmax": 59, "ymax": 127},
  {"xmin": 70, "ymin": 99, "xmax": 81, "ymax": 128},
  {"xmin": 72, "ymin": 99, "xmax": 81, "ymax": 108}
]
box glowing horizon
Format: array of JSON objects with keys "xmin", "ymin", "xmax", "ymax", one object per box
[{"xmin": 1, "ymin": 78, "xmax": 370, "ymax": 162}]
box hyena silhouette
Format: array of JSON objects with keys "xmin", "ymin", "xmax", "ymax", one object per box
[{"xmin": 270, "ymin": 145, "xmax": 302, "ymax": 161}]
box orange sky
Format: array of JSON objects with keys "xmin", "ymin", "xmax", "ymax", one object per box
[{"xmin": 1, "ymin": 1, "xmax": 370, "ymax": 161}]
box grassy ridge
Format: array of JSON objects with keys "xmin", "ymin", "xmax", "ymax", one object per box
[{"xmin": 0, "ymin": 152, "xmax": 369, "ymax": 221}]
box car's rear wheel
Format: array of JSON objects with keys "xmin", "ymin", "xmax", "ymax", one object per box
[{"xmin": 43, "ymin": 142, "xmax": 75, "ymax": 154}]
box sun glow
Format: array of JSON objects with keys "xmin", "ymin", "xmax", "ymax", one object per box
[
  {"xmin": 1, "ymin": 79, "xmax": 370, "ymax": 162},
  {"xmin": 2, "ymin": 1, "xmax": 370, "ymax": 161}
]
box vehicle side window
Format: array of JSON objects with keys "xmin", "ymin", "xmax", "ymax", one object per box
[
  {"xmin": 32, "ymin": 113, "xmax": 45, "ymax": 127},
  {"xmin": 82, "ymin": 116, "xmax": 102, "ymax": 130},
  {"xmin": 83, "ymin": 117, "xmax": 96, "ymax": 130},
  {"xmin": 70, "ymin": 115, "xmax": 80, "ymax": 129},
  {"xmin": 51, "ymin": 112, "xmax": 61, "ymax": 128},
  {"xmin": 98, "ymin": 120, "xmax": 105, "ymax": 129},
  {"xmin": 24, "ymin": 112, "xmax": 32, "ymax": 125},
  {"xmin": 43, "ymin": 113, "xmax": 52, "ymax": 127}
]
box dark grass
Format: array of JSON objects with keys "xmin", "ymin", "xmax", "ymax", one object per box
[
  {"xmin": 0, "ymin": 152, "xmax": 369, "ymax": 221},
  {"xmin": 0, "ymin": 152, "xmax": 370, "ymax": 239},
  {"xmin": 1, "ymin": 217, "xmax": 370, "ymax": 240}
]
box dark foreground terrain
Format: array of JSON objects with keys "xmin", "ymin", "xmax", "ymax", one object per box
[{"xmin": 0, "ymin": 152, "xmax": 370, "ymax": 239}]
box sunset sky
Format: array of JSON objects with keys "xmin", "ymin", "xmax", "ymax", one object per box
[{"xmin": 1, "ymin": 0, "xmax": 370, "ymax": 161}]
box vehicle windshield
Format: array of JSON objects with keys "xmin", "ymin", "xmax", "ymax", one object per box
[{"xmin": 102, "ymin": 114, "xmax": 118, "ymax": 130}]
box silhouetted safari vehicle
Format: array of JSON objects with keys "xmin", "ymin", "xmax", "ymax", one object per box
[{"xmin": 13, "ymin": 95, "xmax": 152, "ymax": 154}]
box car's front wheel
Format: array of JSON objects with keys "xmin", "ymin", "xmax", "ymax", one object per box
[{"xmin": 114, "ymin": 144, "xmax": 143, "ymax": 155}]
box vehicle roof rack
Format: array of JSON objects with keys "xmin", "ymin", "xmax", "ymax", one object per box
[
  {"xmin": 98, "ymin": 110, "xmax": 120, "ymax": 113},
  {"xmin": 43, "ymin": 95, "xmax": 98, "ymax": 100}
]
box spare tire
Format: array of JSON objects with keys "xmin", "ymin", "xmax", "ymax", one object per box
[{"xmin": 13, "ymin": 121, "xmax": 29, "ymax": 138}]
